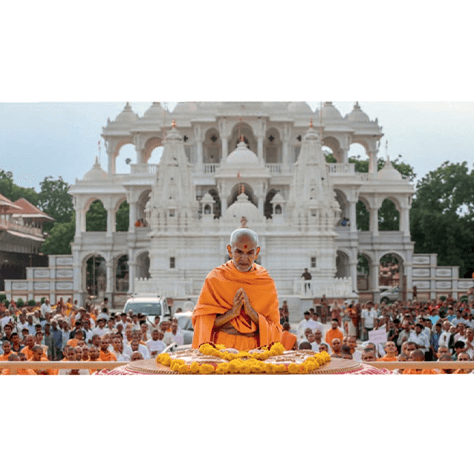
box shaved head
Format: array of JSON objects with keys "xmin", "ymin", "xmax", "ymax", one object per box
[{"xmin": 229, "ymin": 228, "xmax": 258, "ymax": 247}]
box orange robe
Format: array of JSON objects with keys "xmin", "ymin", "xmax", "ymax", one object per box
[
  {"xmin": 21, "ymin": 346, "xmax": 35, "ymax": 360},
  {"xmin": 378, "ymin": 355, "xmax": 398, "ymax": 362},
  {"xmin": 2, "ymin": 368, "xmax": 37, "ymax": 375},
  {"xmin": 325, "ymin": 328, "xmax": 344, "ymax": 345},
  {"xmin": 99, "ymin": 351, "xmax": 117, "ymax": 361},
  {"xmin": 281, "ymin": 331, "xmax": 298, "ymax": 350},
  {"xmin": 192, "ymin": 261, "xmax": 282, "ymax": 351},
  {"xmin": 402, "ymin": 368, "xmax": 438, "ymax": 374},
  {"xmin": 0, "ymin": 352, "xmax": 17, "ymax": 361},
  {"xmin": 67, "ymin": 339, "xmax": 79, "ymax": 348},
  {"xmin": 32, "ymin": 356, "xmax": 58, "ymax": 375}
]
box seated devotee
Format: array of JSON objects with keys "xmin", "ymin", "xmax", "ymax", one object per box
[
  {"xmin": 20, "ymin": 335, "xmax": 36, "ymax": 360},
  {"xmin": 437, "ymin": 345, "xmax": 452, "ymax": 360},
  {"xmin": 325, "ymin": 319, "xmax": 344, "ymax": 345},
  {"xmin": 31, "ymin": 346, "xmax": 57, "ymax": 375},
  {"xmin": 319, "ymin": 342, "xmax": 331, "ymax": 354},
  {"xmin": 67, "ymin": 329, "xmax": 85, "ymax": 348},
  {"xmin": 341, "ymin": 344, "xmax": 353, "ymax": 360},
  {"xmin": 87, "ymin": 346, "xmax": 100, "ymax": 375},
  {"xmin": 306, "ymin": 332, "xmax": 319, "ymax": 351},
  {"xmin": 81, "ymin": 346, "xmax": 90, "ymax": 361},
  {"xmin": 330, "ymin": 338, "xmax": 343, "ymax": 357},
  {"xmin": 403, "ymin": 349, "xmax": 437, "ymax": 374},
  {"xmin": 347, "ymin": 336, "xmax": 362, "ymax": 362},
  {"xmin": 130, "ymin": 340, "xmax": 150, "ymax": 359},
  {"xmin": 314, "ymin": 329, "xmax": 323, "ymax": 348},
  {"xmin": 1, "ymin": 353, "xmax": 37, "ymax": 375},
  {"xmin": 10, "ymin": 333, "xmax": 23, "ymax": 354},
  {"xmin": 99, "ymin": 336, "xmax": 117, "ymax": 361},
  {"xmin": 297, "ymin": 311, "xmax": 317, "ymax": 339},
  {"xmin": 280, "ymin": 323, "xmax": 298, "ymax": 350},
  {"xmin": 437, "ymin": 354, "xmax": 456, "ymax": 374},
  {"xmin": 299, "ymin": 341, "xmax": 312, "ymax": 350},
  {"xmin": 361, "ymin": 348, "xmax": 376, "ymax": 362},
  {"xmin": 378, "ymin": 341, "xmax": 398, "ymax": 361},
  {"xmin": 111, "ymin": 338, "xmax": 130, "ymax": 362},
  {"xmin": 453, "ymin": 352, "xmax": 471, "ymax": 374},
  {"xmin": 130, "ymin": 351, "xmax": 144, "ymax": 361},
  {"xmin": 192, "ymin": 229, "xmax": 282, "ymax": 351},
  {"xmin": 453, "ymin": 340, "xmax": 466, "ymax": 360},
  {"xmin": 0, "ymin": 341, "xmax": 14, "ymax": 361},
  {"xmin": 146, "ymin": 329, "xmax": 167, "ymax": 357},
  {"xmin": 163, "ymin": 320, "xmax": 184, "ymax": 346}
]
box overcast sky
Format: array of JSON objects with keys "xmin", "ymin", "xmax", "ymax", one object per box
[{"xmin": 1, "ymin": 101, "xmax": 473, "ymax": 191}]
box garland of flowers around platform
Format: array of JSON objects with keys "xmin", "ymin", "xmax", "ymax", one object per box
[{"xmin": 156, "ymin": 342, "xmax": 331, "ymax": 374}]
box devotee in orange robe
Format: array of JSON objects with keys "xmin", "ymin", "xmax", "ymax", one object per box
[
  {"xmin": 31, "ymin": 346, "xmax": 58, "ymax": 375},
  {"xmin": 281, "ymin": 322, "xmax": 298, "ymax": 350},
  {"xmin": 1, "ymin": 353, "xmax": 37, "ymax": 375},
  {"xmin": 99, "ymin": 337, "xmax": 117, "ymax": 361},
  {"xmin": 0, "ymin": 341, "xmax": 15, "ymax": 361},
  {"xmin": 325, "ymin": 319, "xmax": 344, "ymax": 345},
  {"xmin": 378, "ymin": 341, "xmax": 398, "ymax": 361},
  {"xmin": 192, "ymin": 229, "xmax": 282, "ymax": 351},
  {"xmin": 20, "ymin": 335, "xmax": 36, "ymax": 360},
  {"xmin": 403, "ymin": 349, "xmax": 437, "ymax": 374}
]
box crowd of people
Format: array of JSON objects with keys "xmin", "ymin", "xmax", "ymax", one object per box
[
  {"xmin": 280, "ymin": 288, "xmax": 474, "ymax": 374},
  {"xmin": 0, "ymin": 297, "xmax": 185, "ymax": 375}
]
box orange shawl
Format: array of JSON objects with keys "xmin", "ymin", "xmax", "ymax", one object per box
[{"xmin": 192, "ymin": 261, "xmax": 282, "ymax": 350}]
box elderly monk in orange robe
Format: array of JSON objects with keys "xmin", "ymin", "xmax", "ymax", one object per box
[{"xmin": 192, "ymin": 228, "xmax": 282, "ymax": 351}]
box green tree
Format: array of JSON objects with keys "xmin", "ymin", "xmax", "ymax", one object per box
[
  {"xmin": 116, "ymin": 201, "xmax": 130, "ymax": 231},
  {"xmin": 38, "ymin": 176, "xmax": 74, "ymax": 231},
  {"xmin": 86, "ymin": 200, "xmax": 107, "ymax": 232},
  {"xmin": 40, "ymin": 218, "xmax": 75, "ymax": 255},
  {"xmin": 410, "ymin": 161, "xmax": 474, "ymax": 277},
  {"xmin": 0, "ymin": 169, "xmax": 39, "ymax": 205}
]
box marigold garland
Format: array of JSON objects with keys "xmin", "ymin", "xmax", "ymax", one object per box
[{"xmin": 156, "ymin": 343, "xmax": 331, "ymax": 375}]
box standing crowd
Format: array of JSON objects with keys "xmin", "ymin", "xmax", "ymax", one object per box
[
  {"xmin": 0, "ymin": 297, "xmax": 184, "ymax": 375},
  {"xmin": 280, "ymin": 288, "xmax": 474, "ymax": 374}
]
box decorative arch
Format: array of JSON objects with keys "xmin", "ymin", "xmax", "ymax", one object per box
[
  {"xmin": 143, "ymin": 137, "xmax": 164, "ymax": 163},
  {"xmin": 336, "ymin": 249, "xmax": 351, "ymax": 278},
  {"xmin": 322, "ymin": 136, "xmax": 342, "ymax": 162},
  {"xmin": 207, "ymin": 188, "xmax": 221, "ymax": 218},
  {"xmin": 85, "ymin": 199, "xmax": 107, "ymax": 232},
  {"xmin": 378, "ymin": 197, "xmax": 400, "ymax": 231},
  {"xmin": 349, "ymin": 139, "xmax": 370, "ymax": 157},
  {"xmin": 82, "ymin": 253, "xmax": 107, "ymax": 298},
  {"xmin": 378, "ymin": 252, "xmax": 404, "ymax": 292},
  {"xmin": 115, "ymin": 199, "xmax": 130, "ymax": 232},
  {"xmin": 115, "ymin": 254, "xmax": 129, "ymax": 292},
  {"xmin": 203, "ymin": 128, "xmax": 221, "ymax": 163},
  {"xmin": 264, "ymin": 127, "xmax": 282, "ymax": 163},
  {"xmin": 136, "ymin": 251, "xmax": 150, "ymax": 279},
  {"xmin": 356, "ymin": 197, "xmax": 370, "ymax": 231},
  {"xmin": 228, "ymin": 182, "xmax": 257, "ymax": 207},
  {"xmin": 264, "ymin": 188, "xmax": 278, "ymax": 219},
  {"xmin": 137, "ymin": 189, "xmax": 151, "ymax": 225},
  {"xmin": 228, "ymin": 122, "xmax": 257, "ymax": 155},
  {"xmin": 334, "ymin": 189, "xmax": 349, "ymax": 225},
  {"xmin": 357, "ymin": 252, "xmax": 373, "ymax": 292}
]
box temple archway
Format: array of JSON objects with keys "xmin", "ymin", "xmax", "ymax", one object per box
[
  {"xmin": 136, "ymin": 251, "xmax": 150, "ymax": 279},
  {"xmin": 228, "ymin": 122, "xmax": 257, "ymax": 155},
  {"xmin": 379, "ymin": 252, "xmax": 404, "ymax": 301},
  {"xmin": 84, "ymin": 254, "xmax": 106, "ymax": 299},
  {"xmin": 115, "ymin": 254, "xmax": 129, "ymax": 292},
  {"xmin": 86, "ymin": 199, "xmax": 107, "ymax": 232},
  {"xmin": 115, "ymin": 199, "xmax": 129, "ymax": 232},
  {"xmin": 228, "ymin": 182, "xmax": 257, "ymax": 207},
  {"xmin": 264, "ymin": 189, "xmax": 278, "ymax": 219},
  {"xmin": 336, "ymin": 250, "xmax": 350, "ymax": 278},
  {"xmin": 378, "ymin": 198, "xmax": 400, "ymax": 231}
]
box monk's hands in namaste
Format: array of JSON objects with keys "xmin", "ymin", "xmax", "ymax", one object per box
[
  {"xmin": 214, "ymin": 288, "xmax": 259, "ymax": 327},
  {"xmin": 237, "ymin": 288, "xmax": 259, "ymax": 324}
]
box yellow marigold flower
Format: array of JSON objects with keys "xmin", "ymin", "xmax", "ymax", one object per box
[
  {"xmin": 178, "ymin": 364, "xmax": 191, "ymax": 374},
  {"xmin": 216, "ymin": 344, "xmax": 226, "ymax": 350},
  {"xmin": 274, "ymin": 364, "xmax": 286, "ymax": 373},
  {"xmin": 239, "ymin": 363, "xmax": 251, "ymax": 374},
  {"xmin": 190, "ymin": 362, "xmax": 200, "ymax": 374},
  {"xmin": 199, "ymin": 364, "xmax": 215, "ymax": 374},
  {"xmin": 264, "ymin": 364, "xmax": 274, "ymax": 374},
  {"xmin": 215, "ymin": 363, "xmax": 229, "ymax": 374},
  {"xmin": 288, "ymin": 363, "xmax": 299, "ymax": 374},
  {"xmin": 298, "ymin": 365, "xmax": 309, "ymax": 374}
]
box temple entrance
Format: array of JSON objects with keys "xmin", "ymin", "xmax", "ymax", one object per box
[{"xmin": 85, "ymin": 255, "xmax": 106, "ymax": 300}]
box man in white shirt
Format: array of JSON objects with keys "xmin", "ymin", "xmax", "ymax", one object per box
[
  {"xmin": 464, "ymin": 328, "xmax": 474, "ymax": 359},
  {"xmin": 41, "ymin": 298, "xmax": 52, "ymax": 317},
  {"xmin": 92, "ymin": 318, "xmax": 108, "ymax": 338},
  {"xmin": 0, "ymin": 310, "xmax": 13, "ymax": 329},
  {"xmin": 361, "ymin": 303, "xmax": 377, "ymax": 341},
  {"xmin": 296, "ymin": 312, "xmax": 315, "ymax": 339},
  {"xmin": 146, "ymin": 329, "xmax": 167, "ymax": 357},
  {"xmin": 131, "ymin": 339, "xmax": 150, "ymax": 359},
  {"xmin": 97, "ymin": 307, "xmax": 109, "ymax": 322},
  {"xmin": 347, "ymin": 336, "xmax": 363, "ymax": 362},
  {"xmin": 163, "ymin": 321, "xmax": 184, "ymax": 346},
  {"xmin": 408, "ymin": 323, "xmax": 430, "ymax": 354},
  {"xmin": 438, "ymin": 320, "xmax": 454, "ymax": 348}
]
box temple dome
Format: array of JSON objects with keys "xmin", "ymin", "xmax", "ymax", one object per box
[
  {"xmin": 143, "ymin": 102, "xmax": 166, "ymax": 120},
  {"xmin": 288, "ymin": 102, "xmax": 313, "ymax": 114},
  {"xmin": 83, "ymin": 157, "xmax": 107, "ymax": 181},
  {"xmin": 224, "ymin": 193, "xmax": 263, "ymax": 222},
  {"xmin": 378, "ymin": 160, "xmax": 402, "ymax": 181},
  {"xmin": 114, "ymin": 102, "xmax": 138, "ymax": 123},
  {"xmin": 321, "ymin": 101, "xmax": 343, "ymax": 120},
  {"xmin": 225, "ymin": 141, "xmax": 260, "ymax": 166},
  {"xmin": 347, "ymin": 102, "xmax": 370, "ymax": 122}
]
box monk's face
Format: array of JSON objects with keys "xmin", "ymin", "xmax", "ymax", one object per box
[
  {"xmin": 2, "ymin": 342, "xmax": 11, "ymax": 354},
  {"xmin": 89, "ymin": 347, "xmax": 99, "ymax": 360},
  {"xmin": 26, "ymin": 336, "xmax": 35, "ymax": 349},
  {"xmin": 32, "ymin": 348, "xmax": 43, "ymax": 361},
  {"xmin": 362, "ymin": 351, "xmax": 376, "ymax": 362},
  {"xmin": 227, "ymin": 237, "xmax": 260, "ymax": 273},
  {"xmin": 385, "ymin": 341, "xmax": 397, "ymax": 354},
  {"xmin": 100, "ymin": 339, "xmax": 109, "ymax": 351}
]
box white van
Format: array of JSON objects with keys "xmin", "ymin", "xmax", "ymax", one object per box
[{"xmin": 123, "ymin": 295, "xmax": 171, "ymax": 324}]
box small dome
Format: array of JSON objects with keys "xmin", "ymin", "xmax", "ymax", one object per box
[
  {"xmin": 321, "ymin": 101, "xmax": 343, "ymax": 120},
  {"xmin": 347, "ymin": 102, "xmax": 370, "ymax": 122},
  {"xmin": 200, "ymin": 192, "xmax": 214, "ymax": 204},
  {"xmin": 143, "ymin": 102, "xmax": 166, "ymax": 120},
  {"xmin": 114, "ymin": 102, "xmax": 138, "ymax": 123},
  {"xmin": 173, "ymin": 102, "xmax": 197, "ymax": 114},
  {"xmin": 270, "ymin": 192, "xmax": 285, "ymax": 204},
  {"xmin": 378, "ymin": 159, "xmax": 402, "ymax": 181},
  {"xmin": 83, "ymin": 157, "xmax": 107, "ymax": 181},
  {"xmin": 288, "ymin": 102, "xmax": 313, "ymax": 114},
  {"xmin": 224, "ymin": 193, "xmax": 263, "ymax": 223},
  {"xmin": 225, "ymin": 140, "xmax": 260, "ymax": 166}
]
